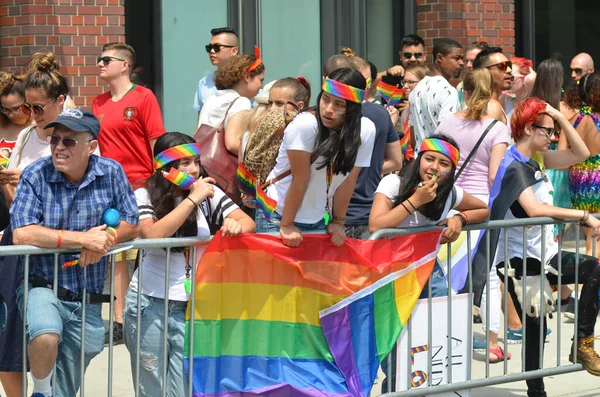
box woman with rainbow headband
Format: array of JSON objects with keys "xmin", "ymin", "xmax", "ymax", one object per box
[
  {"xmin": 255, "ymin": 68, "xmax": 375, "ymax": 247},
  {"xmin": 123, "ymin": 132, "xmax": 254, "ymax": 396}
]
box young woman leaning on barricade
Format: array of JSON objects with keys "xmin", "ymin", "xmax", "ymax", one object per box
[
  {"xmin": 122, "ymin": 132, "xmax": 255, "ymax": 397},
  {"xmin": 472, "ymin": 97, "xmax": 600, "ymax": 397}
]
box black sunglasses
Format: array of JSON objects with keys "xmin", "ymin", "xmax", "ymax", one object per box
[
  {"xmin": 46, "ymin": 135, "xmax": 91, "ymax": 148},
  {"xmin": 403, "ymin": 52, "xmax": 424, "ymax": 60},
  {"xmin": 97, "ymin": 56, "xmax": 126, "ymax": 65},
  {"xmin": 205, "ymin": 43, "xmax": 235, "ymax": 53},
  {"xmin": 21, "ymin": 98, "xmax": 57, "ymax": 117},
  {"xmin": 571, "ymin": 68, "xmax": 584, "ymax": 75},
  {"xmin": 533, "ymin": 124, "xmax": 557, "ymax": 139},
  {"xmin": 487, "ymin": 61, "xmax": 512, "ymax": 72}
]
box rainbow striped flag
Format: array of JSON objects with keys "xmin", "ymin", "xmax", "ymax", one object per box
[
  {"xmin": 235, "ymin": 163, "xmax": 257, "ymax": 196},
  {"xmin": 387, "ymin": 88, "xmax": 405, "ymax": 106},
  {"xmin": 376, "ymin": 81, "xmax": 398, "ymax": 101},
  {"xmin": 184, "ymin": 230, "xmax": 442, "ymax": 396}
]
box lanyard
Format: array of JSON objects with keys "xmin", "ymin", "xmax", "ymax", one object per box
[
  {"xmin": 183, "ymin": 247, "xmax": 192, "ymax": 293},
  {"xmin": 324, "ymin": 160, "xmax": 333, "ymax": 225}
]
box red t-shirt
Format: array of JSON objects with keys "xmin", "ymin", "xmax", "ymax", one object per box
[{"xmin": 93, "ymin": 84, "xmax": 166, "ymax": 188}]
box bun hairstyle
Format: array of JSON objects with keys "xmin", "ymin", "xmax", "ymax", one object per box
[
  {"xmin": 271, "ymin": 77, "xmax": 311, "ymax": 108},
  {"xmin": 24, "ymin": 52, "xmax": 69, "ymax": 101},
  {"xmin": 0, "ymin": 72, "xmax": 26, "ymax": 126},
  {"xmin": 463, "ymin": 68, "xmax": 494, "ymax": 120},
  {"xmin": 215, "ymin": 54, "xmax": 265, "ymax": 90},
  {"xmin": 313, "ymin": 67, "xmax": 366, "ymax": 175},
  {"xmin": 340, "ymin": 47, "xmax": 356, "ymax": 57}
]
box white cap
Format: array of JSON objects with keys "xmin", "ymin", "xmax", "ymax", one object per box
[{"xmin": 254, "ymin": 80, "xmax": 278, "ymax": 105}]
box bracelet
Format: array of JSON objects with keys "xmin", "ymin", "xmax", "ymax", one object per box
[
  {"xmin": 400, "ymin": 202, "xmax": 412, "ymax": 215},
  {"xmin": 186, "ymin": 196, "xmax": 198, "ymax": 207},
  {"xmin": 459, "ymin": 211, "xmax": 469, "ymax": 225},
  {"xmin": 333, "ymin": 215, "xmax": 345, "ymax": 222},
  {"xmin": 406, "ymin": 199, "xmax": 418, "ymax": 211},
  {"xmin": 57, "ymin": 230, "xmax": 62, "ymax": 248},
  {"xmin": 454, "ymin": 213, "xmax": 467, "ymax": 227},
  {"xmin": 581, "ymin": 210, "xmax": 590, "ymax": 225}
]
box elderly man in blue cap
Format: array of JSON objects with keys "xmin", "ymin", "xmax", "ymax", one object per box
[{"xmin": 10, "ymin": 108, "xmax": 140, "ymax": 397}]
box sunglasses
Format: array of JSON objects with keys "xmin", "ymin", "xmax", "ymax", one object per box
[
  {"xmin": 21, "ymin": 98, "xmax": 57, "ymax": 117},
  {"xmin": 97, "ymin": 56, "xmax": 126, "ymax": 65},
  {"xmin": 205, "ymin": 43, "xmax": 235, "ymax": 53},
  {"xmin": 571, "ymin": 68, "xmax": 584, "ymax": 75},
  {"xmin": 46, "ymin": 135, "xmax": 91, "ymax": 148},
  {"xmin": 487, "ymin": 61, "xmax": 512, "ymax": 72},
  {"xmin": 403, "ymin": 52, "xmax": 424, "ymax": 60},
  {"xmin": 533, "ymin": 124, "xmax": 557, "ymax": 139},
  {"xmin": 0, "ymin": 103, "xmax": 23, "ymax": 115}
]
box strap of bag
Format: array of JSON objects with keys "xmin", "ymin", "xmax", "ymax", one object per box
[
  {"xmin": 216, "ymin": 97, "xmax": 242, "ymax": 132},
  {"xmin": 455, "ymin": 119, "xmax": 499, "ymax": 180},
  {"xmin": 11, "ymin": 125, "xmax": 36, "ymax": 169}
]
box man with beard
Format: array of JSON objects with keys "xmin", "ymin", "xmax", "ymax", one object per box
[
  {"xmin": 473, "ymin": 47, "xmax": 513, "ymax": 124},
  {"xmin": 408, "ymin": 38, "xmax": 464, "ymax": 149}
]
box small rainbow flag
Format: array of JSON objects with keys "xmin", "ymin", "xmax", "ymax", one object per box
[
  {"xmin": 377, "ymin": 81, "xmax": 399, "ymax": 102},
  {"xmin": 387, "ymin": 88, "xmax": 405, "ymax": 106},
  {"xmin": 162, "ymin": 168, "xmax": 196, "ymax": 190},
  {"xmin": 256, "ymin": 184, "xmax": 277, "ymax": 220},
  {"xmin": 236, "ymin": 163, "xmax": 257, "ymax": 196}
]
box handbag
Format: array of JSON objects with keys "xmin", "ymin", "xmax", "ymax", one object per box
[
  {"xmin": 194, "ymin": 97, "xmax": 242, "ymax": 205},
  {"xmin": 455, "ymin": 119, "xmax": 499, "ymax": 180}
]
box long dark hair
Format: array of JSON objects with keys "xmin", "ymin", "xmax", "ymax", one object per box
[
  {"xmin": 565, "ymin": 73, "xmax": 600, "ymax": 112},
  {"xmin": 395, "ymin": 134, "xmax": 458, "ymax": 220},
  {"xmin": 312, "ymin": 67, "xmax": 366, "ymax": 174},
  {"xmin": 530, "ymin": 58, "xmax": 563, "ymax": 109},
  {"xmin": 145, "ymin": 132, "xmax": 202, "ymax": 249}
]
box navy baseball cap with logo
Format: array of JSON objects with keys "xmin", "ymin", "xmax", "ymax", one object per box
[{"xmin": 44, "ymin": 108, "xmax": 101, "ymax": 139}]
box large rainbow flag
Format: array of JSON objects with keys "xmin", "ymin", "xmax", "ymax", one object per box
[{"xmin": 185, "ymin": 230, "xmax": 442, "ymax": 396}]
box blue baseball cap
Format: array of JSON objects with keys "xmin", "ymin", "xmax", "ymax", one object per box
[{"xmin": 44, "ymin": 108, "xmax": 101, "ymax": 139}]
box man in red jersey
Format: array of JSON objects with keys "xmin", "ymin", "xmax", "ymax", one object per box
[{"xmin": 93, "ymin": 42, "xmax": 165, "ymax": 345}]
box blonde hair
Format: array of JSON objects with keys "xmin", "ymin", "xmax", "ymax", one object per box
[
  {"xmin": 240, "ymin": 104, "xmax": 269, "ymax": 140},
  {"xmin": 102, "ymin": 42, "xmax": 136, "ymax": 68},
  {"xmin": 464, "ymin": 68, "xmax": 494, "ymax": 120},
  {"xmin": 405, "ymin": 65, "xmax": 429, "ymax": 81},
  {"xmin": 341, "ymin": 47, "xmax": 370, "ymax": 74}
]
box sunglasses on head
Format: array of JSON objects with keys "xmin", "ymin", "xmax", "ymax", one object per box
[
  {"xmin": 97, "ymin": 56, "xmax": 126, "ymax": 65},
  {"xmin": 46, "ymin": 135, "xmax": 90, "ymax": 148},
  {"xmin": 571, "ymin": 68, "xmax": 584, "ymax": 75},
  {"xmin": 403, "ymin": 52, "xmax": 424, "ymax": 60},
  {"xmin": 0, "ymin": 103, "xmax": 23, "ymax": 115},
  {"xmin": 205, "ymin": 43, "xmax": 235, "ymax": 53},
  {"xmin": 487, "ymin": 60, "xmax": 512, "ymax": 72},
  {"xmin": 533, "ymin": 124, "xmax": 558, "ymax": 139},
  {"xmin": 21, "ymin": 98, "xmax": 57, "ymax": 117}
]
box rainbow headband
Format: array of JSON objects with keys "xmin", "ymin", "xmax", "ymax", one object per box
[
  {"xmin": 153, "ymin": 143, "xmax": 201, "ymax": 170},
  {"xmin": 322, "ymin": 77, "xmax": 365, "ymax": 103},
  {"xmin": 419, "ymin": 138, "xmax": 460, "ymax": 167}
]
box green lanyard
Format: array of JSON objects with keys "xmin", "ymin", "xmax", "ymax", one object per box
[{"xmin": 324, "ymin": 160, "xmax": 333, "ymax": 226}]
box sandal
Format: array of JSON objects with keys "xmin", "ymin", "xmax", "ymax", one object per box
[{"xmin": 489, "ymin": 346, "xmax": 511, "ymax": 363}]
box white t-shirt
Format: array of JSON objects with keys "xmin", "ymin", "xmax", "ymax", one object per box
[
  {"xmin": 409, "ymin": 76, "xmax": 460, "ymax": 149},
  {"xmin": 496, "ymin": 177, "xmax": 557, "ymax": 266},
  {"xmin": 198, "ymin": 89, "xmax": 252, "ymax": 129},
  {"xmin": 265, "ymin": 112, "xmax": 376, "ymax": 224},
  {"xmin": 129, "ymin": 186, "xmax": 238, "ymax": 301},
  {"xmin": 375, "ymin": 174, "xmax": 464, "ymax": 227},
  {"xmin": 8, "ymin": 125, "xmax": 101, "ymax": 170}
]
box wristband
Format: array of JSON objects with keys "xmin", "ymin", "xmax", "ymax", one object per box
[
  {"xmin": 400, "ymin": 202, "xmax": 412, "ymax": 215},
  {"xmin": 454, "ymin": 213, "xmax": 467, "ymax": 227},
  {"xmin": 333, "ymin": 216, "xmax": 345, "ymax": 222},
  {"xmin": 186, "ymin": 196, "xmax": 198, "ymax": 207},
  {"xmin": 459, "ymin": 211, "xmax": 469, "ymax": 225},
  {"xmin": 107, "ymin": 227, "xmax": 118, "ymax": 245},
  {"xmin": 581, "ymin": 210, "xmax": 590, "ymax": 225},
  {"xmin": 57, "ymin": 230, "xmax": 62, "ymax": 248}
]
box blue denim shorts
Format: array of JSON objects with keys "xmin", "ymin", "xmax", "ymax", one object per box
[{"xmin": 255, "ymin": 208, "xmax": 326, "ymax": 233}]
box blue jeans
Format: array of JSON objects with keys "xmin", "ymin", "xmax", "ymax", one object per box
[
  {"xmin": 16, "ymin": 283, "xmax": 104, "ymax": 397},
  {"xmin": 123, "ymin": 288, "xmax": 188, "ymax": 397},
  {"xmin": 255, "ymin": 208, "xmax": 327, "ymax": 233}
]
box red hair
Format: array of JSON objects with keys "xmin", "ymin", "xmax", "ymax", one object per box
[
  {"xmin": 510, "ymin": 97, "xmax": 547, "ymax": 141},
  {"xmin": 511, "ymin": 57, "xmax": 533, "ymax": 76}
]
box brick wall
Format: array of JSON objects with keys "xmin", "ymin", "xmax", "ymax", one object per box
[
  {"xmin": 0, "ymin": 0, "xmax": 125, "ymax": 109},
  {"xmin": 416, "ymin": 0, "xmax": 515, "ymax": 59}
]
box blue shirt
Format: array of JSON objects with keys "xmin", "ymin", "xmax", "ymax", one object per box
[
  {"xmin": 10, "ymin": 155, "xmax": 139, "ymax": 295},
  {"xmin": 346, "ymin": 101, "xmax": 399, "ymax": 225},
  {"xmin": 193, "ymin": 72, "xmax": 217, "ymax": 112}
]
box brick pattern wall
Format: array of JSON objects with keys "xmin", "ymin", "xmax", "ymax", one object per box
[
  {"xmin": 416, "ymin": 0, "xmax": 515, "ymax": 59},
  {"xmin": 0, "ymin": 0, "xmax": 125, "ymax": 109}
]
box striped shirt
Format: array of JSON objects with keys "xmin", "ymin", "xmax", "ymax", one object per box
[{"xmin": 10, "ymin": 155, "xmax": 139, "ymax": 295}]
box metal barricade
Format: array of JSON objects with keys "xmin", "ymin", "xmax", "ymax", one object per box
[
  {"xmin": 0, "ymin": 217, "xmax": 593, "ymax": 396},
  {"xmin": 371, "ymin": 216, "xmax": 593, "ymax": 396}
]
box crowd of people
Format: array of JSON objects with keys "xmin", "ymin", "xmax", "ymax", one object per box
[{"xmin": 0, "ymin": 26, "xmax": 599, "ymax": 397}]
